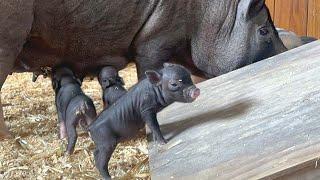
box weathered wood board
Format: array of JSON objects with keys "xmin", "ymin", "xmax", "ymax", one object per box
[{"xmin": 148, "ymin": 41, "xmax": 320, "ymax": 179}]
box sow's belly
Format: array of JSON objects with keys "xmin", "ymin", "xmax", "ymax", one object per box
[
  {"xmin": 13, "ymin": 0, "xmax": 159, "ymax": 75},
  {"xmin": 14, "ymin": 40, "xmax": 130, "ymax": 76}
]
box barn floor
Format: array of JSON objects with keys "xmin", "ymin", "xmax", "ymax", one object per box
[{"xmin": 0, "ymin": 64, "xmax": 150, "ymax": 179}]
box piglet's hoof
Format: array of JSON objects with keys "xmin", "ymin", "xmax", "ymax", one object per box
[
  {"xmin": 103, "ymin": 177, "xmax": 111, "ymax": 180},
  {"xmin": 158, "ymin": 139, "xmax": 168, "ymax": 145},
  {"xmin": 65, "ymin": 150, "xmax": 74, "ymax": 156}
]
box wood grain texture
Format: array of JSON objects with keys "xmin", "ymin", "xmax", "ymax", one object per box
[
  {"xmin": 274, "ymin": 0, "xmax": 308, "ymax": 36},
  {"xmin": 148, "ymin": 41, "xmax": 320, "ymax": 179},
  {"xmin": 278, "ymin": 165, "xmax": 320, "ymax": 180},
  {"xmin": 308, "ymin": 0, "xmax": 320, "ymax": 38},
  {"xmin": 265, "ymin": 0, "xmax": 275, "ymax": 19}
]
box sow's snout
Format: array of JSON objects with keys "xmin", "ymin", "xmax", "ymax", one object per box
[{"xmin": 184, "ymin": 86, "xmax": 200, "ymax": 102}]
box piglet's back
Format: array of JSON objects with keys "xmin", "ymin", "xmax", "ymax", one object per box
[
  {"xmin": 89, "ymin": 79, "xmax": 157, "ymax": 131},
  {"xmin": 58, "ymin": 83, "xmax": 83, "ymax": 97}
]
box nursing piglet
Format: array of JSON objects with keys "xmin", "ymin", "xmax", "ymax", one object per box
[
  {"xmin": 52, "ymin": 67, "xmax": 97, "ymax": 154},
  {"xmin": 98, "ymin": 66, "xmax": 127, "ymax": 108}
]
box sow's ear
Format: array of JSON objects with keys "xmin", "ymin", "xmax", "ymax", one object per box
[
  {"xmin": 243, "ymin": 0, "xmax": 265, "ymax": 20},
  {"xmin": 145, "ymin": 70, "xmax": 162, "ymax": 85}
]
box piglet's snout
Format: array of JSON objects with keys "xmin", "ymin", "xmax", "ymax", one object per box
[
  {"xmin": 190, "ymin": 88, "xmax": 200, "ymax": 99},
  {"xmin": 184, "ymin": 86, "xmax": 200, "ymax": 101}
]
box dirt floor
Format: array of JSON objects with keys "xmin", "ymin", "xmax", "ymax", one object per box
[{"xmin": 0, "ymin": 64, "xmax": 150, "ymax": 179}]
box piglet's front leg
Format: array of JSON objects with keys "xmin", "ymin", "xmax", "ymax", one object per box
[{"xmin": 142, "ymin": 111, "xmax": 167, "ymax": 145}]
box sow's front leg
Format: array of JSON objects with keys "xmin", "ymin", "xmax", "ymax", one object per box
[{"xmin": 0, "ymin": 0, "xmax": 35, "ymax": 140}]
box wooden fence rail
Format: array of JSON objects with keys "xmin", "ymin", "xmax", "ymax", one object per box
[{"xmin": 149, "ymin": 41, "xmax": 320, "ymax": 179}]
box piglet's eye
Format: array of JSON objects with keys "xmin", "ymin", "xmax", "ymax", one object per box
[{"xmin": 169, "ymin": 80, "xmax": 181, "ymax": 91}]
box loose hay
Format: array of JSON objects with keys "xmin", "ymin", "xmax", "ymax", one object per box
[{"xmin": 0, "ymin": 64, "xmax": 150, "ymax": 179}]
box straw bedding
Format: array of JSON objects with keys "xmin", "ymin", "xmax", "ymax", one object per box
[{"xmin": 0, "ymin": 64, "xmax": 150, "ymax": 179}]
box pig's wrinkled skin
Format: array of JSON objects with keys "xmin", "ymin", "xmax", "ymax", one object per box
[
  {"xmin": 98, "ymin": 67, "xmax": 127, "ymax": 109},
  {"xmin": 89, "ymin": 63, "xmax": 200, "ymax": 179},
  {"xmin": 0, "ymin": 0, "xmax": 286, "ymax": 139},
  {"xmin": 277, "ymin": 28, "xmax": 318, "ymax": 50},
  {"xmin": 53, "ymin": 67, "xmax": 97, "ymax": 154}
]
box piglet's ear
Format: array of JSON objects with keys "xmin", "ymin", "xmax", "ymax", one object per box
[
  {"xmin": 103, "ymin": 79, "xmax": 111, "ymax": 87},
  {"xmin": 145, "ymin": 70, "xmax": 162, "ymax": 85},
  {"xmin": 163, "ymin": 63, "xmax": 174, "ymax": 68},
  {"xmin": 52, "ymin": 80, "xmax": 57, "ymax": 90},
  {"xmin": 74, "ymin": 77, "xmax": 82, "ymax": 86},
  {"xmin": 119, "ymin": 77, "xmax": 125, "ymax": 85},
  {"xmin": 51, "ymin": 78, "xmax": 59, "ymax": 92}
]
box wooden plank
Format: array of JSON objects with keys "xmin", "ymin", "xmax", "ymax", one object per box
[
  {"xmin": 308, "ymin": 0, "xmax": 320, "ymax": 38},
  {"xmin": 148, "ymin": 41, "xmax": 320, "ymax": 179},
  {"xmin": 265, "ymin": 0, "xmax": 275, "ymax": 20},
  {"xmin": 277, "ymin": 165, "xmax": 320, "ymax": 180},
  {"xmin": 274, "ymin": 0, "xmax": 308, "ymax": 36}
]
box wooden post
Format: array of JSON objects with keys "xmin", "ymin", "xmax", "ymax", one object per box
[
  {"xmin": 265, "ymin": 0, "xmax": 275, "ymax": 19},
  {"xmin": 308, "ymin": 0, "xmax": 320, "ymax": 38},
  {"xmin": 274, "ymin": 0, "xmax": 308, "ymax": 36}
]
